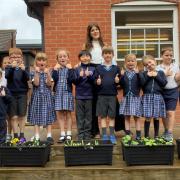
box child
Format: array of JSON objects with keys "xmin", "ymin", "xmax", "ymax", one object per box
[
  {"xmin": 95, "ymin": 46, "xmax": 120, "ymax": 144},
  {"xmin": 52, "ymin": 49, "xmax": 74, "ymax": 143},
  {"xmin": 119, "ymin": 54, "xmax": 142, "ymax": 140},
  {"xmin": 157, "ymin": 47, "xmax": 180, "ymax": 141},
  {"xmin": 27, "ymin": 52, "xmax": 55, "ymax": 144},
  {"xmin": 0, "ymin": 69, "xmax": 12, "ymax": 143},
  {"xmin": 70, "ymin": 50, "xmax": 95, "ymax": 140},
  {"xmin": 0, "ymin": 56, "xmax": 12, "ymax": 141},
  {"xmin": 139, "ymin": 55, "xmax": 167, "ymax": 138},
  {"xmin": 5, "ymin": 48, "xmax": 29, "ymax": 141}
]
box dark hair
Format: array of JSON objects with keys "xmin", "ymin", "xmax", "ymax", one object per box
[
  {"xmin": 85, "ymin": 23, "xmax": 104, "ymax": 50},
  {"xmin": 78, "ymin": 50, "xmax": 92, "ymax": 59}
]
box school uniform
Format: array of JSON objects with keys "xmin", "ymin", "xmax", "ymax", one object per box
[
  {"xmin": 52, "ymin": 68, "xmax": 74, "ymax": 111},
  {"xmin": 27, "ymin": 72, "xmax": 55, "ymax": 125},
  {"xmin": 70, "ymin": 63, "xmax": 95, "ymax": 140},
  {"xmin": 95, "ymin": 64, "xmax": 120, "ymax": 118},
  {"xmin": 139, "ymin": 70, "xmax": 167, "ymax": 118},
  {"xmin": 119, "ymin": 70, "xmax": 142, "ymax": 117},
  {"xmin": 156, "ymin": 63, "xmax": 179, "ymax": 110}
]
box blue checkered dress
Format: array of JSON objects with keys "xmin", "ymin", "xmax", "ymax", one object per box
[
  {"xmin": 27, "ymin": 72, "xmax": 56, "ymax": 125},
  {"xmin": 142, "ymin": 94, "xmax": 166, "ymax": 118},
  {"xmin": 119, "ymin": 95, "xmax": 142, "ymax": 117},
  {"xmin": 119, "ymin": 70, "xmax": 142, "ymax": 117},
  {"xmin": 54, "ymin": 68, "xmax": 74, "ymax": 111}
]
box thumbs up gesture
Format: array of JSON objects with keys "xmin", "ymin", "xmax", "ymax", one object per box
[
  {"xmin": 97, "ymin": 75, "xmax": 101, "ymax": 85},
  {"xmin": 121, "ymin": 68, "xmax": 125, "ymax": 76},
  {"xmin": 80, "ymin": 68, "xmax": 84, "ymax": 77},
  {"xmin": 85, "ymin": 67, "xmax": 90, "ymax": 76},
  {"xmin": 115, "ymin": 73, "xmax": 120, "ymax": 83},
  {"xmin": 1, "ymin": 87, "xmax": 6, "ymax": 96}
]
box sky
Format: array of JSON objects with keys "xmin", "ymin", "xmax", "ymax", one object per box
[{"xmin": 0, "ymin": 0, "xmax": 41, "ymax": 40}]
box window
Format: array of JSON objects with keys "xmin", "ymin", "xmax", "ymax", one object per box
[{"xmin": 112, "ymin": 1, "xmax": 179, "ymax": 65}]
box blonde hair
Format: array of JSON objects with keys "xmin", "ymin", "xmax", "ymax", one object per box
[
  {"xmin": 56, "ymin": 49, "xmax": 70, "ymax": 60},
  {"xmin": 142, "ymin": 55, "xmax": 154, "ymax": 66},
  {"xmin": 125, "ymin": 54, "xmax": 136, "ymax": 62},
  {"xmin": 34, "ymin": 52, "xmax": 48, "ymax": 66},
  {"xmin": 9, "ymin": 48, "xmax": 22, "ymax": 56},
  {"xmin": 161, "ymin": 47, "xmax": 173, "ymax": 55}
]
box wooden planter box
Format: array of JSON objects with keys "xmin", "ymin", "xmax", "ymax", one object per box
[
  {"xmin": 0, "ymin": 142, "xmax": 51, "ymax": 167},
  {"xmin": 64, "ymin": 140, "xmax": 113, "ymax": 166},
  {"xmin": 122, "ymin": 143, "xmax": 174, "ymax": 166},
  {"xmin": 176, "ymin": 139, "xmax": 180, "ymax": 159}
]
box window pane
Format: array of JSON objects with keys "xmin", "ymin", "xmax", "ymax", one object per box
[
  {"xmin": 117, "ymin": 44, "xmax": 130, "ymax": 59},
  {"xmin": 145, "ymin": 44, "xmax": 158, "ymax": 57},
  {"xmin": 146, "ymin": 29, "xmax": 158, "ymax": 43},
  {"xmin": 117, "ymin": 29, "xmax": 130, "ymax": 43},
  {"xmin": 131, "ymin": 29, "xmax": 144, "ymax": 43},
  {"xmin": 160, "ymin": 28, "xmax": 173, "ymax": 42},
  {"xmin": 131, "ymin": 44, "xmax": 144, "ymax": 58}
]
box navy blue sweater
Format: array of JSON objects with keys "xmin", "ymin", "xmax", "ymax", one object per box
[
  {"xmin": 120, "ymin": 72, "xmax": 141, "ymax": 96},
  {"xmin": 69, "ymin": 63, "xmax": 95, "ymax": 100},
  {"xmin": 139, "ymin": 71, "xmax": 167, "ymax": 94},
  {"xmin": 5, "ymin": 67, "xmax": 29, "ymax": 94},
  {"xmin": 95, "ymin": 65, "xmax": 120, "ymax": 96}
]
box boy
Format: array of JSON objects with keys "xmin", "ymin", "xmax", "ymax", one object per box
[
  {"xmin": 5, "ymin": 48, "xmax": 29, "ymax": 141},
  {"xmin": 0, "ymin": 69, "xmax": 12, "ymax": 143},
  {"xmin": 95, "ymin": 46, "xmax": 120, "ymax": 144},
  {"xmin": 70, "ymin": 50, "xmax": 95, "ymax": 140}
]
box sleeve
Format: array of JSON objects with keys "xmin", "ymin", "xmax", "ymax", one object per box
[
  {"xmin": 139, "ymin": 71, "xmax": 151, "ymax": 87},
  {"xmin": 154, "ymin": 71, "xmax": 167, "ymax": 87},
  {"xmin": 5, "ymin": 67, "xmax": 14, "ymax": 79},
  {"xmin": 22, "ymin": 68, "xmax": 29, "ymax": 81}
]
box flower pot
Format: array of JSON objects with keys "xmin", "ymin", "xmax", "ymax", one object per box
[
  {"xmin": 122, "ymin": 142, "xmax": 174, "ymax": 166},
  {"xmin": 176, "ymin": 139, "xmax": 180, "ymax": 159},
  {"xmin": 0, "ymin": 142, "xmax": 51, "ymax": 167},
  {"xmin": 64, "ymin": 140, "xmax": 113, "ymax": 166}
]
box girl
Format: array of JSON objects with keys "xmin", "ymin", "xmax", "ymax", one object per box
[
  {"xmin": 119, "ymin": 54, "xmax": 142, "ymax": 140},
  {"xmin": 27, "ymin": 52, "xmax": 55, "ymax": 144},
  {"xmin": 52, "ymin": 49, "xmax": 74, "ymax": 143},
  {"xmin": 139, "ymin": 56, "xmax": 167, "ymax": 138},
  {"xmin": 157, "ymin": 47, "xmax": 180, "ymax": 141}
]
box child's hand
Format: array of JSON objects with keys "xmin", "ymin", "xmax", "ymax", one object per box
[
  {"xmin": 165, "ymin": 67, "xmax": 173, "ymax": 76},
  {"xmin": 134, "ymin": 67, "xmax": 139, "ymax": 73},
  {"xmin": 66, "ymin": 63, "xmax": 72, "ymax": 69},
  {"xmin": 74, "ymin": 62, "xmax": 81, "ymax": 68},
  {"xmin": 97, "ymin": 75, "xmax": 101, "ymax": 85},
  {"xmin": 35, "ymin": 66, "xmax": 40, "ymax": 73},
  {"xmin": 12, "ymin": 61, "xmax": 18, "ymax": 68},
  {"xmin": 44, "ymin": 68, "xmax": 49, "ymax": 74},
  {"xmin": 54, "ymin": 63, "xmax": 61, "ymax": 70},
  {"xmin": 121, "ymin": 68, "xmax": 125, "ymax": 76},
  {"xmin": 0, "ymin": 87, "xmax": 6, "ymax": 96},
  {"xmin": 19, "ymin": 63, "xmax": 25, "ymax": 70},
  {"xmin": 152, "ymin": 71, "xmax": 157, "ymax": 77},
  {"xmin": 85, "ymin": 67, "xmax": 90, "ymax": 76},
  {"xmin": 115, "ymin": 74, "xmax": 120, "ymax": 83},
  {"xmin": 80, "ymin": 68, "xmax": 84, "ymax": 77},
  {"xmin": 147, "ymin": 71, "xmax": 153, "ymax": 77}
]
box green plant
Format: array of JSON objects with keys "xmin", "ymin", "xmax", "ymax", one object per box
[{"xmin": 122, "ymin": 135, "xmax": 173, "ymax": 146}]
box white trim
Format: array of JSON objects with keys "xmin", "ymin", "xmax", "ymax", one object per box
[
  {"xmin": 111, "ymin": 2, "xmax": 179, "ymax": 64},
  {"xmin": 113, "ymin": 1, "xmax": 176, "ymax": 6}
]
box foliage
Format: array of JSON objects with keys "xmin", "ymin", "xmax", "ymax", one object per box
[{"xmin": 122, "ymin": 135, "xmax": 173, "ymax": 146}]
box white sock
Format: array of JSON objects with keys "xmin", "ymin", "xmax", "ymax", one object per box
[
  {"xmin": 47, "ymin": 133, "xmax": 52, "ymax": 138},
  {"xmin": 35, "ymin": 134, "xmax": 40, "ymax": 139},
  {"xmin": 61, "ymin": 131, "xmax": 66, "ymax": 136},
  {"xmin": 67, "ymin": 131, "xmax": 72, "ymax": 136}
]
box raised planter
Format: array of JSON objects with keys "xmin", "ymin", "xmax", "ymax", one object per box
[
  {"xmin": 121, "ymin": 135, "xmax": 174, "ymax": 166},
  {"xmin": 176, "ymin": 139, "xmax": 180, "ymax": 159},
  {"xmin": 0, "ymin": 141, "xmax": 51, "ymax": 167},
  {"xmin": 64, "ymin": 140, "xmax": 113, "ymax": 166}
]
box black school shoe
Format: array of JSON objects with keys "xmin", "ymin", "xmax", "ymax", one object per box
[
  {"xmin": 47, "ymin": 137, "xmax": 54, "ymax": 145},
  {"xmin": 58, "ymin": 136, "xmax": 66, "ymax": 143}
]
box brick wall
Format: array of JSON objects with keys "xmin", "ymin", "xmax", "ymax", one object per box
[{"xmin": 44, "ymin": 0, "xmax": 180, "ymax": 124}]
